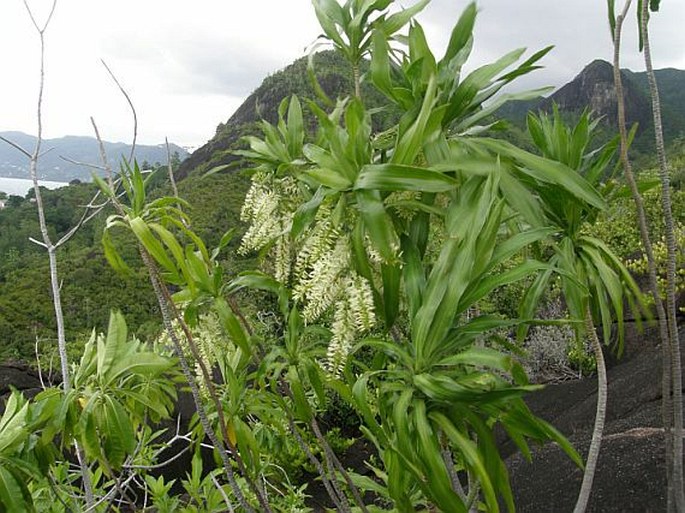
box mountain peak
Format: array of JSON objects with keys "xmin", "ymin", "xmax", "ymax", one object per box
[{"xmin": 540, "ymin": 59, "xmax": 650, "ymax": 128}]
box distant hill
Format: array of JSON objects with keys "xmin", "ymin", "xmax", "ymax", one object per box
[
  {"xmin": 0, "ymin": 132, "xmax": 189, "ymax": 182},
  {"xmin": 497, "ymin": 60, "xmax": 685, "ymax": 153},
  {"xmin": 178, "ymin": 54, "xmax": 684, "ymax": 181},
  {"xmin": 176, "ymin": 50, "xmax": 397, "ymax": 180}
]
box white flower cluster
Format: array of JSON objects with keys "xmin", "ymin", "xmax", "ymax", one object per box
[
  {"xmin": 239, "ymin": 173, "xmax": 283, "ymax": 256},
  {"xmin": 239, "ymin": 174, "xmax": 303, "ymax": 281},
  {"xmin": 325, "ymin": 275, "xmax": 376, "ymax": 376},
  {"xmin": 294, "ymin": 237, "xmax": 349, "ymax": 323},
  {"xmin": 293, "ymin": 204, "xmax": 340, "ymax": 283},
  {"xmin": 238, "ymin": 172, "xmax": 379, "ymax": 375},
  {"xmin": 347, "ymin": 275, "xmax": 376, "ymax": 332}
]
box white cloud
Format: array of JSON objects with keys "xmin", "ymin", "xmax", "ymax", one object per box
[{"xmin": 0, "ymin": 0, "xmax": 683, "ymax": 148}]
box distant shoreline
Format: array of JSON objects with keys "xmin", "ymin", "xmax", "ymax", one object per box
[{"xmin": 0, "ymin": 176, "xmax": 68, "ymax": 197}]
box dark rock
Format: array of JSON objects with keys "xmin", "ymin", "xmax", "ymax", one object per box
[
  {"xmin": 0, "ymin": 361, "xmax": 45, "ymax": 411},
  {"xmin": 506, "ymin": 325, "xmax": 684, "ymax": 512},
  {"xmin": 539, "ymin": 59, "xmax": 651, "ymax": 131},
  {"xmin": 0, "ymin": 361, "xmax": 43, "ymax": 394}
]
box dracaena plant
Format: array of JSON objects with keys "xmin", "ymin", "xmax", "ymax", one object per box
[
  {"xmin": 231, "ymin": 1, "xmax": 619, "ymax": 510},
  {"xmin": 517, "ymin": 106, "xmax": 646, "ymax": 513},
  {"xmin": 312, "ymin": 0, "xmax": 430, "ymax": 97}
]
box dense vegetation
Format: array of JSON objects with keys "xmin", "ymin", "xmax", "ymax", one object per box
[{"xmin": 0, "ymin": 0, "xmax": 683, "ymax": 512}]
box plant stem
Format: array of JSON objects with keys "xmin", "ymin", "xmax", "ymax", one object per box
[
  {"xmin": 23, "ymin": 0, "xmax": 95, "ymax": 505},
  {"xmin": 573, "ymin": 308, "xmax": 608, "ymax": 513},
  {"xmin": 640, "ymin": 3, "xmax": 684, "ymax": 509},
  {"xmin": 141, "ymin": 249, "xmax": 256, "ymax": 513},
  {"xmin": 287, "ymin": 413, "xmax": 346, "ymax": 512},
  {"xmin": 310, "ymin": 416, "xmax": 367, "ymax": 513}
]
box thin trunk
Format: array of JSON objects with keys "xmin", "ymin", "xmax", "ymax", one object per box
[
  {"xmin": 310, "ymin": 416, "xmax": 368, "ymax": 513},
  {"xmin": 611, "ymin": 4, "xmax": 675, "ymax": 509},
  {"xmin": 573, "ymin": 308, "xmax": 608, "ymax": 513},
  {"xmin": 287, "ymin": 414, "xmax": 346, "ymax": 512},
  {"xmin": 640, "ymin": 4, "xmax": 684, "ymax": 510},
  {"xmin": 141, "ymin": 250, "xmax": 256, "ymax": 513},
  {"xmin": 24, "ymin": 0, "xmax": 95, "ymax": 505}
]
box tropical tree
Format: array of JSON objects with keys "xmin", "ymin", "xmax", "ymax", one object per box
[
  {"xmin": 232, "ymin": 2, "xmax": 620, "ymax": 510},
  {"xmin": 608, "ymin": 0, "xmax": 683, "ymax": 508},
  {"xmin": 518, "ymin": 107, "xmax": 645, "ymax": 513}
]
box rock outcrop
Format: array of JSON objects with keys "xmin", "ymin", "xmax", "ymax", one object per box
[
  {"xmin": 505, "ymin": 325, "xmax": 684, "ymax": 512},
  {"xmin": 539, "ymin": 59, "xmax": 651, "ymax": 130}
]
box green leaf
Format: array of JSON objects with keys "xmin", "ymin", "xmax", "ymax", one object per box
[
  {"xmin": 356, "ymin": 189, "xmax": 399, "ymax": 263},
  {"xmin": 442, "ymin": 2, "xmax": 477, "ymax": 65},
  {"xmin": 413, "ymin": 400, "xmax": 466, "ymax": 513},
  {"xmin": 381, "ymin": 0, "xmax": 429, "ymax": 35},
  {"xmin": 392, "ymin": 74, "xmax": 439, "ymax": 165},
  {"xmin": 291, "ymin": 186, "xmax": 327, "ymax": 240},
  {"xmin": 352, "ymin": 374, "xmax": 387, "ymax": 445},
  {"xmin": 98, "ymin": 311, "xmax": 127, "ymax": 379},
  {"xmin": 213, "ymin": 298, "xmax": 251, "ymax": 356},
  {"xmin": 102, "ymin": 229, "xmax": 132, "ymax": 276},
  {"xmin": 305, "ymin": 168, "xmax": 353, "ymax": 191},
  {"xmin": 108, "ymin": 353, "xmax": 174, "ymax": 384},
  {"xmin": 228, "ymin": 271, "xmax": 289, "ymax": 318},
  {"xmin": 456, "ymin": 87, "xmax": 553, "ymax": 133},
  {"xmin": 355, "ymin": 163, "xmax": 458, "ymax": 192},
  {"xmin": 0, "ymin": 467, "xmax": 29, "ymax": 513},
  {"xmin": 129, "ymin": 217, "xmax": 180, "ymax": 281},
  {"xmin": 148, "ymin": 223, "xmax": 189, "ymax": 278},
  {"xmin": 401, "ymin": 236, "xmax": 426, "ymax": 320},
  {"xmin": 286, "ymin": 95, "xmax": 304, "ymax": 158},
  {"xmin": 103, "ymin": 397, "xmax": 136, "ymax": 469},
  {"xmin": 288, "ymin": 366, "xmax": 312, "ymax": 421},
  {"xmin": 438, "ymin": 347, "xmax": 521, "ymax": 376},
  {"xmin": 476, "ymin": 138, "xmax": 607, "ymax": 210},
  {"xmin": 430, "ymin": 411, "xmax": 499, "ymax": 512},
  {"xmin": 459, "ymin": 260, "xmax": 551, "ymax": 312},
  {"xmin": 381, "ymin": 262, "xmax": 401, "ymax": 328}
]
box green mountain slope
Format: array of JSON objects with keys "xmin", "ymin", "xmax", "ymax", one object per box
[
  {"xmin": 176, "ymin": 50, "xmax": 397, "ymax": 180},
  {"xmin": 496, "ymin": 60, "xmax": 685, "ymax": 155}
]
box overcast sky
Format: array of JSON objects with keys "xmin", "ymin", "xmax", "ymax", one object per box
[{"xmin": 1, "ymin": 0, "xmax": 683, "ymax": 149}]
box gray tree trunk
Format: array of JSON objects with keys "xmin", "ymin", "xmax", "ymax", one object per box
[
  {"xmin": 611, "ymin": 3, "xmax": 675, "ymax": 509},
  {"xmin": 640, "ymin": 3, "xmax": 684, "ymax": 510}
]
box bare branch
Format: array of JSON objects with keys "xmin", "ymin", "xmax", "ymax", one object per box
[
  {"xmin": 101, "ymin": 60, "xmax": 137, "ymax": 163},
  {"xmin": 22, "ymin": 0, "xmax": 57, "ymax": 34},
  {"xmin": 211, "ymin": 474, "xmax": 236, "ymax": 513},
  {"xmin": 0, "ymin": 135, "xmax": 32, "ymax": 158},
  {"xmin": 29, "ymin": 237, "xmax": 48, "ymax": 248},
  {"xmin": 165, "ymin": 137, "xmax": 180, "ymax": 199},
  {"xmin": 55, "ymin": 203, "xmax": 107, "ymax": 248},
  {"xmin": 59, "ymin": 155, "xmax": 107, "ymax": 172},
  {"xmin": 91, "ymin": 117, "xmax": 116, "ymax": 189}
]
